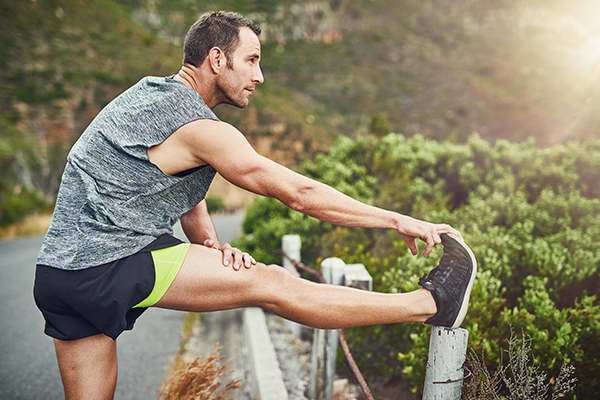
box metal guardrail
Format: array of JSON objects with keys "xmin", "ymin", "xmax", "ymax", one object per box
[
  {"xmin": 280, "ymin": 234, "xmax": 469, "ymax": 400},
  {"xmin": 280, "ymin": 235, "xmax": 375, "ymax": 400}
]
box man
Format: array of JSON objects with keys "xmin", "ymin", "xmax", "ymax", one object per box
[{"xmin": 34, "ymin": 11, "xmax": 476, "ymax": 399}]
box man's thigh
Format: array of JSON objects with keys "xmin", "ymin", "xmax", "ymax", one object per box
[
  {"xmin": 54, "ymin": 334, "xmax": 118, "ymax": 400},
  {"xmin": 154, "ymin": 244, "xmax": 289, "ymax": 312}
]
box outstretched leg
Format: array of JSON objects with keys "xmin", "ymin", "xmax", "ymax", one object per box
[
  {"xmin": 155, "ymin": 244, "xmax": 437, "ymax": 329},
  {"xmin": 54, "ymin": 334, "xmax": 118, "ymax": 400}
]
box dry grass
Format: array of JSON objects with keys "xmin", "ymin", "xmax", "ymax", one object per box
[
  {"xmin": 169, "ymin": 312, "xmax": 203, "ymax": 371},
  {"xmin": 461, "ymin": 328, "xmax": 577, "ymax": 400},
  {"xmin": 462, "ymin": 348, "xmax": 504, "ymax": 400},
  {"xmin": 158, "ymin": 346, "xmax": 244, "ymax": 400},
  {"xmin": 0, "ymin": 213, "xmax": 52, "ymax": 240}
]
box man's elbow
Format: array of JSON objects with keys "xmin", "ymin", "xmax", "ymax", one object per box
[
  {"xmin": 287, "ymin": 198, "xmax": 305, "ymax": 213},
  {"xmin": 282, "ymin": 186, "xmax": 314, "ymax": 214}
]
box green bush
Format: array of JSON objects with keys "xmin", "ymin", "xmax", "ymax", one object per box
[
  {"xmin": 0, "ymin": 186, "xmax": 48, "ymax": 228},
  {"xmin": 0, "ymin": 118, "xmax": 51, "ymax": 227},
  {"xmin": 204, "ymin": 196, "xmax": 226, "ymax": 214},
  {"xmin": 235, "ymin": 133, "xmax": 600, "ymax": 398},
  {"xmin": 369, "ymin": 113, "xmax": 391, "ymax": 137}
]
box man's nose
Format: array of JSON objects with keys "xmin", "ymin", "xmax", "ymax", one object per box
[{"xmin": 253, "ymin": 65, "xmax": 264, "ymax": 84}]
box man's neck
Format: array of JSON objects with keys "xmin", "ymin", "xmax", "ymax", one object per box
[{"xmin": 173, "ymin": 65, "xmax": 217, "ymax": 108}]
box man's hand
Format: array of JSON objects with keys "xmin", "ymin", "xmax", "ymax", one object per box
[
  {"xmin": 203, "ymin": 239, "xmax": 257, "ymax": 271},
  {"xmin": 397, "ymin": 215, "xmax": 464, "ymax": 257}
]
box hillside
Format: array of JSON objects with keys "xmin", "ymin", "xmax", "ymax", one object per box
[
  {"xmin": 117, "ymin": 0, "xmax": 600, "ymax": 146},
  {"xmin": 0, "ymin": 0, "xmax": 181, "ymax": 204},
  {"xmin": 1, "ymin": 0, "xmax": 599, "ymax": 216}
]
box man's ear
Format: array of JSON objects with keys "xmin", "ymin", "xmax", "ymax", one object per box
[{"xmin": 208, "ymin": 47, "xmax": 225, "ymax": 73}]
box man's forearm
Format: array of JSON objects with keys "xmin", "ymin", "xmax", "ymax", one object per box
[
  {"xmin": 279, "ymin": 178, "xmax": 401, "ymax": 230},
  {"xmin": 180, "ymin": 200, "xmax": 220, "ymax": 245}
]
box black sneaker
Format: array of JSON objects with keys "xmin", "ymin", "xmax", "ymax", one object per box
[{"xmin": 418, "ymin": 233, "xmax": 477, "ymax": 329}]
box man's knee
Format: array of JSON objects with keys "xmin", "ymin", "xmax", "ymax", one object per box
[
  {"xmin": 254, "ymin": 262, "xmax": 295, "ymax": 281},
  {"xmin": 240, "ymin": 263, "xmax": 297, "ymax": 301}
]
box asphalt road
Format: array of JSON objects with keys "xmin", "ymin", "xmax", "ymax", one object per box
[{"xmin": 0, "ymin": 213, "xmax": 245, "ymax": 400}]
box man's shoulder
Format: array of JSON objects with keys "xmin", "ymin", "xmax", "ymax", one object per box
[
  {"xmin": 123, "ymin": 76, "xmax": 199, "ymax": 102},
  {"xmin": 179, "ymin": 119, "xmax": 240, "ymax": 139},
  {"xmin": 112, "ymin": 76, "xmax": 220, "ymax": 123}
]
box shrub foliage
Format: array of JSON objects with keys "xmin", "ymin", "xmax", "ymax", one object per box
[{"xmin": 235, "ymin": 133, "xmax": 600, "ymax": 399}]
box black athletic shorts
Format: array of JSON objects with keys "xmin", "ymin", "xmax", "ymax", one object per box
[{"xmin": 33, "ymin": 235, "xmax": 184, "ymax": 341}]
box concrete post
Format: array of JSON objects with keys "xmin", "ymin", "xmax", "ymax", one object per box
[
  {"xmin": 343, "ymin": 263, "xmax": 373, "ymax": 291},
  {"xmin": 321, "ymin": 257, "xmax": 346, "ymax": 285},
  {"xmin": 309, "ymin": 257, "xmax": 346, "ymax": 400},
  {"xmin": 422, "ymin": 326, "xmax": 469, "ymax": 400},
  {"xmin": 281, "ymin": 235, "xmax": 303, "ymax": 338},
  {"xmin": 281, "ymin": 234, "xmax": 301, "ymax": 275}
]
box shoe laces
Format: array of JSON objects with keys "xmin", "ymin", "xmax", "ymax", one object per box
[{"xmin": 419, "ymin": 251, "xmax": 460, "ymax": 288}]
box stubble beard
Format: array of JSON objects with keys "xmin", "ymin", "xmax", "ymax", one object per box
[{"xmin": 216, "ymin": 66, "xmax": 249, "ymax": 109}]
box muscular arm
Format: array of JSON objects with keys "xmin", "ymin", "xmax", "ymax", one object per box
[
  {"xmin": 151, "ymin": 119, "xmax": 461, "ymax": 256},
  {"xmin": 180, "ymin": 200, "xmax": 220, "ymax": 246}
]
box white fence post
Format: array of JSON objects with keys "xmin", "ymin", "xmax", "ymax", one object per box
[
  {"xmin": 281, "ymin": 235, "xmax": 304, "ymax": 338},
  {"xmin": 310, "ymin": 260, "xmax": 373, "ymax": 400},
  {"xmin": 309, "ymin": 257, "xmax": 345, "ymax": 400},
  {"xmin": 422, "ymin": 326, "xmax": 469, "ymax": 400},
  {"xmin": 282, "ymin": 234, "xmax": 301, "ymax": 275},
  {"xmin": 343, "ymin": 263, "xmax": 373, "ymax": 291}
]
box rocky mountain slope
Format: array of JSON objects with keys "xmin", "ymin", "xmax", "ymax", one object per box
[{"xmin": 2, "ymin": 0, "xmax": 599, "ymax": 208}]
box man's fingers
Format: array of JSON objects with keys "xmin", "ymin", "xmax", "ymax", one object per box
[
  {"xmin": 400, "ymin": 221, "xmax": 463, "ymax": 257},
  {"xmin": 217, "ymin": 243, "xmax": 256, "ymax": 270},
  {"xmin": 423, "ymin": 240, "xmax": 435, "ymax": 257},
  {"xmin": 422, "ymin": 229, "xmax": 443, "ymax": 257},
  {"xmin": 243, "ymin": 253, "xmax": 256, "ymax": 269},
  {"xmin": 221, "ymin": 244, "xmax": 233, "ymax": 267},
  {"xmin": 406, "ymin": 238, "xmax": 419, "ymax": 255},
  {"xmin": 233, "ymin": 250, "xmax": 242, "ymax": 271},
  {"xmin": 231, "ymin": 250, "xmax": 256, "ymax": 270},
  {"xmin": 450, "ymin": 228, "xmax": 463, "ymax": 241},
  {"xmin": 231, "ymin": 247, "xmax": 249, "ymax": 271},
  {"xmin": 437, "ymin": 224, "xmax": 463, "ymax": 241}
]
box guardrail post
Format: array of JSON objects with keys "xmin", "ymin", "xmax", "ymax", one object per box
[
  {"xmin": 422, "ymin": 326, "xmax": 469, "ymax": 400},
  {"xmin": 281, "ymin": 234, "xmax": 304, "ymax": 338},
  {"xmin": 281, "ymin": 234, "xmax": 301, "ymax": 275},
  {"xmin": 343, "ymin": 263, "xmax": 373, "ymax": 291},
  {"xmin": 310, "ymin": 257, "xmax": 345, "ymax": 400},
  {"xmin": 310, "ymin": 259, "xmax": 373, "ymax": 400}
]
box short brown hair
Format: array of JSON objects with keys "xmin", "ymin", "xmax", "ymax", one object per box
[{"xmin": 183, "ymin": 11, "xmax": 261, "ymax": 68}]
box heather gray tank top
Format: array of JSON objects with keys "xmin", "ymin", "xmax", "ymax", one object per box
[{"xmin": 37, "ymin": 76, "xmax": 218, "ymax": 270}]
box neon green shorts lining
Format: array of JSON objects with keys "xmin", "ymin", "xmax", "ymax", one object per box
[{"xmin": 134, "ymin": 242, "xmax": 190, "ymax": 308}]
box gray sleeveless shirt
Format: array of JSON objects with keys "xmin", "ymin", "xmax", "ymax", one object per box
[{"xmin": 37, "ymin": 76, "xmax": 218, "ymax": 270}]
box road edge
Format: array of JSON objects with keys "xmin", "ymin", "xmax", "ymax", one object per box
[{"xmin": 244, "ymin": 307, "xmax": 289, "ymax": 400}]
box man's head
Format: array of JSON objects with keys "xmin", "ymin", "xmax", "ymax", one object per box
[{"xmin": 183, "ymin": 11, "xmax": 261, "ymax": 69}]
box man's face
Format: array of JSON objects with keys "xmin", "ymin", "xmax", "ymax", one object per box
[{"xmin": 216, "ymin": 27, "xmax": 264, "ymax": 108}]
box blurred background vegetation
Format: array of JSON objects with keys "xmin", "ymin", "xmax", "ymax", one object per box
[
  {"xmin": 237, "ymin": 134, "xmax": 599, "ymax": 398},
  {"xmin": 1, "ymin": 0, "xmax": 599, "ymax": 397}
]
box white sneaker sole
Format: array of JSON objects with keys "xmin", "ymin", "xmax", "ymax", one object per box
[{"xmin": 445, "ymin": 233, "xmax": 477, "ymax": 329}]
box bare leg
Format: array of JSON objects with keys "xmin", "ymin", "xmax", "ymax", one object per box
[
  {"xmin": 155, "ymin": 244, "xmax": 436, "ymax": 329},
  {"xmin": 54, "ymin": 334, "xmax": 118, "ymax": 400}
]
